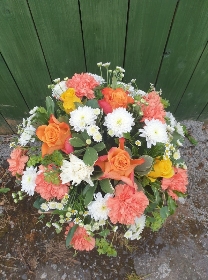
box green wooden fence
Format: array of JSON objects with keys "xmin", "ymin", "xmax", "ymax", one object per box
[{"xmin": 0, "ymin": 0, "xmax": 208, "ymax": 134}]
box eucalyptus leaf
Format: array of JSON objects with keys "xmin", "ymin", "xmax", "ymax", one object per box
[
  {"xmin": 66, "ymin": 224, "xmax": 78, "ymax": 247},
  {"xmin": 70, "ymin": 137, "xmax": 85, "ymax": 147},
  {"xmin": 85, "ymin": 99, "xmax": 99, "ymax": 108},
  {"xmin": 84, "ymin": 184, "xmax": 97, "ymax": 206},
  {"xmin": 100, "ymin": 179, "xmax": 114, "ymax": 194},
  {"xmin": 83, "ymin": 147, "xmax": 98, "ymax": 166},
  {"xmin": 46, "ymin": 96, "xmax": 55, "ymax": 116},
  {"xmin": 134, "ymin": 155, "xmax": 153, "ymax": 175}
]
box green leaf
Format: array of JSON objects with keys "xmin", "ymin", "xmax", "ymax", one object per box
[
  {"xmin": 73, "ymin": 148, "xmax": 86, "ymax": 156},
  {"xmin": 66, "ymin": 224, "xmax": 78, "ymax": 247},
  {"xmin": 93, "ymin": 142, "xmax": 106, "ymax": 152},
  {"xmin": 33, "ymin": 197, "xmax": 46, "ymax": 210},
  {"xmin": 112, "ymin": 75, "xmax": 117, "ymax": 89},
  {"xmin": 100, "ymin": 179, "xmax": 114, "ymax": 194},
  {"xmin": 84, "ymin": 184, "xmax": 97, "ymax": 206},
  {"xmin": 83, "ymin": 147, "xmax": 98, "ymax": 166},
  {"xmin": 85, "ymin": 99, "xmax": 99, "ymax": 108},
  {"xmin": 98, "ymin": 229, "xmax": 110, "ymax": 237},
  {"xmin": 160, "ymin": 206, "xmax": 169, "ymax": 219},
  {"xmin": 134, "ymin": 155, "xmax": 153, "ymax": 175},
  {"xmin": 0, "ymin": 188, "xmax": 10, "ymax": 194},
  {"xmin": 70, "ymin": 137, "xmax": 86, "ymax": 147},
  {"xmin": 74, "ymin": 102, "xmax": 84, "ymax": 109},
  {"xmin": 134, "ymin": 177, "xmax": 143, "ymax": 191},
  {"xmin": 81, "ymin": 130, "xmax": 90, "ymax": 141},
  {"xmin": 82, "ymin": 184, "xmax": 91, "ymax": 195},
  {"xmin": 46, "ymin": 96, "xmax": 55, "ymax": 116},
  {"xmin": 167, "ymin": 196, "xmax": 177, "ymax": 215}
]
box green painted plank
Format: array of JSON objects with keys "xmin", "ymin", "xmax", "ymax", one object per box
[
  {"xmin": 156, "ymin": 0, "xmax": 208, "ymax": 113},
  {"xmin": 198, "ymin": 104, "xmax": 208, "ymax": 121},
  {"xmin": 28, "ymin": 0, "xmax": 86, "ymax": 79},
  {"xmin": 0, "ymin": 54, "xmax": 28, "ymax": 131},
  {"xmin": 0, "ymin": 114, "xmax": 13, "ymax": 134},
  {"xmin": 0, "ymin": 0, "xmax": 51, "ymax": 109},
  {"xmin": 80, "ymin": 0, "xmax": 128, "ymax": 74},
  {"xmin": 175, "ymin": 44, "xmax": 208, "ymax": 120},
  {"xmin": 124, "ymin": 0, "xmax": 177, "ymax": 89}
]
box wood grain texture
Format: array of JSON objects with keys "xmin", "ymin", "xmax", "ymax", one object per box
[
  {"xmin": 124, "ymin": 0, "xmax": 177, "ymax": 89},
  {"xmin": 28, "ymin": 0, "xmax": 86, "ymax": 79},
  {"xmin": 0, "ymin": 54, "xmax": 28, "ymax": 131},
  {"xmin": 0, "ymin": 114, "xmax": 13, "ymax": 134},
  {"xmin": 79, "ymin": 0, "xmax": 128, "ymax": 74},
  {"xmin": 0, "ymin": 0, "xmax": 51, "ymax": 109},
  {"xmin": 175, "ymin": 44, "xmax": 208, "ymax": 120},
  {"xmin": 156, "ymin": 0, "xmax": 208, "ymax": 113}
]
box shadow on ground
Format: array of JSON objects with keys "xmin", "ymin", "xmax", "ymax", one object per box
[{"xmin": 0, "ymin": 120, "xmax": 207, "ymax": 280}]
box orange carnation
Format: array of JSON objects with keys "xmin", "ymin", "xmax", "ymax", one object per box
[
  {"xmin": 36, "ymin": 115, "xmax": 71, "ymax": 157},
  {"xmin": 98, "ymin": 87, "xmax": 134, "ymax": 114},
  {"xmin": 95, "ymin": 138, "xmax": 144, "ymax": 187}
]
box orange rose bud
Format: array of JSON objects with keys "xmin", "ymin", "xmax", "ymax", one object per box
[
  {"xmin": 95, "ymin": 138, "xmax": 144, "ymax": 187},
  {"xmin": 36, "ymin": 114, "xmax": 71, "ymax": 157}
]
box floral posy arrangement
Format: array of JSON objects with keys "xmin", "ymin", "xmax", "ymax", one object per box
[{"xmin": 7, "ymin": 62, "xmax": 188, "ymax": 256}]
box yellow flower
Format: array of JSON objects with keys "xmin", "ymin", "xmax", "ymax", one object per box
[
  {"xmin": 60, "ymin": 88, "xmax": 81, "ymax": 113},
  {"xmin": 148, "ymin": 158, "xmax": 174, "ymax": 182}
]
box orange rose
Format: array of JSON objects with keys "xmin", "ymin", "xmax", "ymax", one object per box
[
  {"xmin": 98, "ymin": 87, "xmax": 134, "ymax": 114},
  {"xmin": 95, "ymin": 138, "xmax": 144, "ymax": 187},
  {"xmin": 36, "ymin": 115, "xmax": 71, "ymax": 157}
]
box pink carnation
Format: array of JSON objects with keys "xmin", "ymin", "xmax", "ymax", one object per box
[
  {"xmin": 35, "ymin": 166, "xmax": 69, "ymax": 200},
  {"xmin": 65, "ymin": 223, "xmax": 95, "ymax": 251},
  {"xmin": 106, "ymin": 184, "xmax": 149, "ymax": 225},
  {"xmin": 161, "ymin": 167, "xmax": 188, "ymax": 200},
  {"xmin": 66, "ymin": 73, "xmax": 99, "ymax": 99},
  {"xmin": 7, "ymin": 147, "xmax": 28, "ymax": 176},
  {"xmin": 139, "ymin": 91, "xmax": 166, "ymax": 123}
]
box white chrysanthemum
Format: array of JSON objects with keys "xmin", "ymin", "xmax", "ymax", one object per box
[
  {"xmin": 128, "ymin": 215, "xmax": 146, "ymax": 240},
  {"xmin": 175, "ymin": 122, "xmax": 184, "ymax": 136},
  {"xmin": 52, "ymin": 81, "xmax": 68, "ymax": 99},
  {"xmin": 87, "ymin": 73, "xmax": 105, "ymax": 85},
  {"xmin": 92, "ymin": 132, "xmax": 102, "ymax": 142},
  {"xmin": 88, "ymin": 192, "xmax": 112, "ymax": 221},
  {"xmin": 48, "ymin": 201, "xmax": 57, "ymax": 209},
  {"xmin": 139, "ymin": 119, "xmax": 168, "ymax": 148},
  {"xmin": 18, "ymin": 125, "xmax": 36, "ymax": 146},
  {"xmin": 87, "ymin": 125, "xmax": 100, "ymax": 136},
  {"xmin": 69, "ymin": 106, "xmax": 97, "ymax": 132},
  {"xmin": 40, "ymin": 203, "xmax": 49, "ymax": 211},
  {"xmin": 104, "ymin": 108, "xmax": 135, "ymax": 137},
  {"xmin": 60, "ymin": 155, "xmax": 94, "ymax": 186},
  {"xmin": 21, "ymin": 166, "xmax": 37, "ymax": 196}
]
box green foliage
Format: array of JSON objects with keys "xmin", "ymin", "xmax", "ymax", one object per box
[
  {"xmin": 84, "ymin": 183, "xmax": 97, "ymax": 206},
  {"xmin": 183, "ymin": 125, "xmax": 198, "ymax": 145},
  {"xmin": 100, "ymin": 179, "xmax": 114, "ymax": 194},
  {"xmin": 98, "ymin": 229, "xmax": 110, "ymax": 237},
  {"xmin": 27, "ymin": 155, "xmax": 42, "ymax": 167},
  {"xmin": 134, "ymin": 155, "xmax": 153, "ymax": 175},
  {"xmin": 66, "ymin": 224, "xmax": 79, "ymax": 248},
  {"xmin": 44, "ymin": 168, "xmax": 60, "ymax": 185},
  {"xmin": 96, "ymin": 238, "xmax": 117, "ymax": 257},
  {"xmin": 83, "ymin": 147, "xmax": 98, "ymax": 166},
  {"xmin": 85, "ymin": 99, "xmax": 100, "ymax": 108},
  {"xmin": 144, "ymin": 143, "xmax": 165, "ymax": 158},
  {"xmin": 160, "ymin": 98, "xmax": 170, "ymax": 108},
  {"xmin": 33, "ymin": 197, "xmax": 46, "ymax": 210},
  {"xmin": 70, "ymin": 137, "xmax": 86, "ymax": 147},
  {"xmin": 42, "ymin": 150, "xmax": 64, "ymax": 167},
  {"xmin": 92, "ymin": 142, "xmax": 106, "ymax": 152},
  {"xmin": 33, "ymin": 107, "xmax": 48, "ymax": 125},
  {"xmin": 0, "ymin": 188, "xmax": 10, "ymax": 194},
  {"xmin": 146, "ymin": 211, "xmax": 166, "ymax": 232},
  {"xmin": 46, "ymin": 96, "xmax": 55, "ymax": 116}
]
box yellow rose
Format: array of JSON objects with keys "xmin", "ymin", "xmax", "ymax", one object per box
[
  {"xmin": 60, "ymin": 88, "xmax": 81, "ymax": 114},
  {"xmin": 148, "ymin": 158, "xmax": 174, "ymax": 182}
]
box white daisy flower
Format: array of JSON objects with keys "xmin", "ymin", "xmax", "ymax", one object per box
[
  {"xmin": 48, "ymin": 201, "xmax": 57, "ymax": 209},
  {"xmin": 60, "ymin": 155, "xmax": 94, "ymax": 186},
  {"xmin": 40, "ymin": 203, "xmax": 49, "ymax": 212},
  {"xmin": 69, "ymin": 106, "xmax": 97, "ymax": 132},
  {"xmin": 104, "ymin": 108, "xmax": 135, "ymax": 137},
  {"xmin": 87, "ymin": 125, "xmax": 100, "ymax": 136},
  {"xmin": 88, "ymin": 192, "xmax": 112, "ymax": 221},
  {"xmin": 52, "ymin": 81, "xmax": 68, "ymax": 99},
  {"xmin": 173, "ymin": 150, "xmax": 181, "ymax": 160},
  {"xmin": 92, "ymin": 132, "xmax": 102, "ymax": 142},
  {"xmin": 139, "ymin": 119, "xmax": 168, "ymax": 148},
  {"xmin": 124, "ymin": 230, "xmax": 133, "ymax": 239},
  {"xmin": 21, "ymin": 166, "xmax": 37, "ymax": 196}
]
